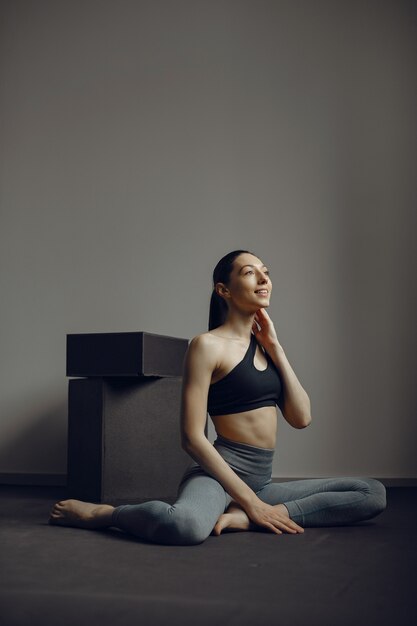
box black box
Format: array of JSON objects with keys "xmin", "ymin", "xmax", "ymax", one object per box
[
  {"xmin": 66, "ymin": 331, "xmax": 189, "ymax": 378},
  {"xmin": 67, "ymin": 377, "xmax": 204, "ymax": 504}
]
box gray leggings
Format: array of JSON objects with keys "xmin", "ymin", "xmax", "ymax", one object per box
[{"xmin": 111, "ymin": 435, "xmax": 387, "ymax": 545}]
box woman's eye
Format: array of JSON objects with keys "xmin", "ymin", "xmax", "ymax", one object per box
[{"xmin": 246, "ymin": 270, "xmax": 270, "ymax": 275}]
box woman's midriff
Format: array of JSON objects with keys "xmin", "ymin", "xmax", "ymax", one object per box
[{"xmin": 210, "ymin": 405, "xmax": 278, "ymax": 449}]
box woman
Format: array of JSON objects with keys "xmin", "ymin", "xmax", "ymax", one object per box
[{"xmin": 49, "ymin": 249, "xmax": 386, "ymax": 544}]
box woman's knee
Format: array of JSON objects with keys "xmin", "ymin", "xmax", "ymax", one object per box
[
  {"xmin": 361, "ymin": 478, "xmax": 387, "ymax": 518},
  {"xmin": 161, "ymin": 507, "xmax": 212, "ymax": 546}
]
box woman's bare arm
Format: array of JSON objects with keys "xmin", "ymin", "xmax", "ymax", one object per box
[
  {"xmin": 253, "ymin": 308, "xmax": 311, "ymax": 428},
  {"xmin": 180, "ymin": 335, "xmax": 257, "ymax": 507},
  {"xmin": 272, "ymin": 343, "xmax": 312, "ymax": 428}
]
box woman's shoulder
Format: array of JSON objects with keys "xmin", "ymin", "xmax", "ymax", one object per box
[
  {"xmin": 187, "ymin": 330, "xmax": 230, "ymax": 362},
  {"xmin": 189, "ymin": 330, "xmax": 224, "ymax": 351},
  {"xmin": 184, "ymin": 332, "xmax": 224, "ymax": 374},
  {"xmin": 191, "ymin": 327, "xmax": 233, "ymax": 344}
]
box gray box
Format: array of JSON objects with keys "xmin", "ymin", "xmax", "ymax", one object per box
[
  {"xmin": 67, "ymin": 377, "xmax": 204, "ymax": 504},
  {"xmin": 66, "ymin": 331, "xmax": 189, "ymax": 378}
]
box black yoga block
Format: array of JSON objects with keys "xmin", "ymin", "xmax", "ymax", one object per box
[
  {"xmin": 66, "ymin": 331, "xmax": 189, "ymax": 377},
  {"xmin": 67, "ymin": 377, "xmax": 205, "ymax": 504}
]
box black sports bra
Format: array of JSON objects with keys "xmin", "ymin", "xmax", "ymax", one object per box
[{"xmin": 207, "ymin": 332, "xmax": 282, "ymax": 416}]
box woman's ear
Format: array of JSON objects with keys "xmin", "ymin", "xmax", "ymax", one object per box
[{"xmin": 215, "ymin": 283, "xmax": 229, "ymax": 299}]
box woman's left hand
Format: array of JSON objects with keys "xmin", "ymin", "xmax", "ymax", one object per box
[{"xmin": 252, "ymin": 308, "xmax": 282, "ymax": 350}]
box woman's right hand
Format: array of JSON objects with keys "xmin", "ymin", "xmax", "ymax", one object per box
[{"xmin": 243, "ymin": 497, "xmax": 304, "ymax": 535}]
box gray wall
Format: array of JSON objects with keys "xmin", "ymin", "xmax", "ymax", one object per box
[{"xmin": 0, "ymin": 0, "xmax": 416, "ymax": 481}]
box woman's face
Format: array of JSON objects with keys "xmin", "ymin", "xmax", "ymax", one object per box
[{"xmin": 216, "ymin": 253, "xmax": 272, "ymax": 312}]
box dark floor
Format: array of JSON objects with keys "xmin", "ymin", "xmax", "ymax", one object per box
[{"xmin": 0, "ymin": 485, "xmax": 416, "ymax": 626}]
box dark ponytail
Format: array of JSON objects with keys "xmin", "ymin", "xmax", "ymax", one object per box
[{"xmin": 208, "ymin": 249, "xmax": 253, "ymax": 331}]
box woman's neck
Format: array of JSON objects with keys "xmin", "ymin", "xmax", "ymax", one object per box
[{"xmin": 220, "ymin": 311, "xmax": 256, "ymax": 341}]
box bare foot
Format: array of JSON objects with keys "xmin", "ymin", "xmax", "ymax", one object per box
[
  {"xmin": 212, "ymin": 502, "xmax": 257, "ymax": 535},
  {"xmin": 212, "ymin": 502, "xmax": 291, "ymax": 536},
  {"xmin": 48, "ymin": 499, "xmax": 115, "ymax": 529}
]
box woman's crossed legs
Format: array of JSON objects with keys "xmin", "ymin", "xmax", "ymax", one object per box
[{"xmin": 50, "ymin": 474, "xmax": 386, "ymax": 545}]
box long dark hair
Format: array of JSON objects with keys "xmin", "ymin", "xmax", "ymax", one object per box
[{"xmin": 208, "ymin": 249, "xmax": 254, "ymax": 331}]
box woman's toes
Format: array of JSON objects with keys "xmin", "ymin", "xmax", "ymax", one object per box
[{"xmin": 213, "ymin": 514, "xmax": 230, "ymax": 535}]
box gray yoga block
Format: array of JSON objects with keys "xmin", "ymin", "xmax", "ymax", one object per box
[
  {"xmin": 66, "ymin": 331, "xmax": 189, "ymax": 377},
  {"xmin": 67, "ymin": 377, "xmax": 205, "ymax": 505}
]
